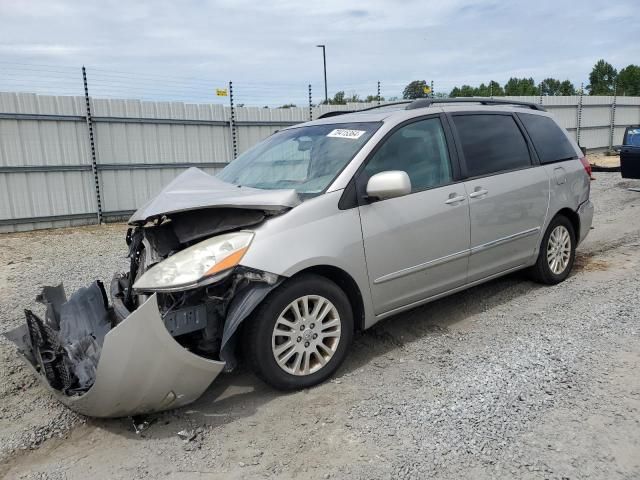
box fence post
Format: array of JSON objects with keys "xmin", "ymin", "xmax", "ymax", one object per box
[
  {"xmin": 608, "ymin": 81, "xmax": 617, "ymax": 152},
  {"xmin": 538, "ymin": 82, "xmax": 543, "ymax": 105},
  {"xmin": 430, "ymin": 80, "xmax": 434, "ymax": 98},
  {"xmin": 576, "ymin": 83, "xmax": 584, "ymax": 147},
  {"xmin": 377, "ymin": 81, "xmax": 381, "ymax": 105},
  {"xmin": 229, "ymin": 81, "xmax": 238, "ymax": 160},
  {"xmin": 308, "ymin": 84, "xmax": 313, "ymax": 121},
  {"xmin": 82, "ymin": 66, "xmax": 103, "ymax": 224}
]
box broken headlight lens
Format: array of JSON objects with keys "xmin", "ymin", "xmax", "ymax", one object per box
[{"xmin": 133, "ymin": 231, "xmax": 254, "ymax": 292}]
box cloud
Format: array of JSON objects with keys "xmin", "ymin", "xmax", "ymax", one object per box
[{"xmin": 0, "ymin": 0, "xmax": 638, "ymax": 104}]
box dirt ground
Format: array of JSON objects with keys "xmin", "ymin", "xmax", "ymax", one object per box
[
  {"xmin": 1, "ymin": 172, "xmax": 639, "ymax": 479},
  {"xmin": 588, "ymin": 151, "xmax": 620, "ymax": 168}
]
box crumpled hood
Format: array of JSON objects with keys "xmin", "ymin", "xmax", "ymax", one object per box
[{"xmin": 129, "ymin": 167, "xmax": 301, "ymax": 224}]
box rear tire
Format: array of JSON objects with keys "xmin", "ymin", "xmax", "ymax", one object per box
[
  {"xmin": 529, "ymin": 215, "xmax": 576, "ymax": 285},
  {"xmin": 243, "ymin": 273, "xmax": 353, "ymax": 390}
]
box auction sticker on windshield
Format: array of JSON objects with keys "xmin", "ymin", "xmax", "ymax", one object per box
[{"xmin": 327, "ymin": 129, "xmax": 366, "ymax": 139}]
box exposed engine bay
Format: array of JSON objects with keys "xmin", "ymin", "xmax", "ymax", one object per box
[{"xmin": 5, "ymin": 168, "xmax": 300, "ymax": 417}]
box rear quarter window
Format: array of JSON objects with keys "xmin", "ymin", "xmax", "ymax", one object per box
[{"xmin": 517, "ymin": 113, "xmax": 577, "ymax": 164}]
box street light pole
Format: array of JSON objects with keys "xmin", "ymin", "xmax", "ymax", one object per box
[{"xmin": 316, "ymin": 44, "xmax": 328, "ymax": 104}]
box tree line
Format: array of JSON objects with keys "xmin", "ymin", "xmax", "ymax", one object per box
[
  {"xmin": 278, "ymin": 59, "xmax": 640, "ymax": 107},
  {"xmin": 402, "ymin": 59, "xmax": 640, "ymax": 99}
]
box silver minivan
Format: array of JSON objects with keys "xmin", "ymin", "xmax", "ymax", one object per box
[{"xmin": 9, "ymin": 98, "xmax": 594, "ymax": 417}]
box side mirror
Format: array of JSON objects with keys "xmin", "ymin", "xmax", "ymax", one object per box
[{"xmin": 366, "ymin": 171, "xmax": 411, "ymax": 201}]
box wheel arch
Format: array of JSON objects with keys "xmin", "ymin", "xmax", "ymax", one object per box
[
  {"xmin": 553, "ymin": 207, "xmax": 580, "ymax": 238},
  {"xmin": 292, "ymin": 265, "xmax": 366, "ymax": 332}
]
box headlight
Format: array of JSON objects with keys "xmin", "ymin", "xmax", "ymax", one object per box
[{"xmin": 133, "ymin": 231, "xmax": 254, "ymax": 292}]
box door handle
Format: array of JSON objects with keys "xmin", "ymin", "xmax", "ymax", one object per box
[
  {"xmin": 445, "ymin": 194, "xmax": 466, "ymax": 205},
  {"xmin": 469, "ymin": 188, "xmax": 488, "ymax": 199}
]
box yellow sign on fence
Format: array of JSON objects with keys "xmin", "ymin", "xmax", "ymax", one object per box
[
  {"xmin": 216, "ymin": 88, "xmax": 228, "ymax": 97},
  {"xmin": 423, "ymin": 85, "xmax": 432, "ymax": 94}
]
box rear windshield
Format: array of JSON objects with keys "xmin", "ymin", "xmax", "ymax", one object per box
[
  {"xmin": 218, "ymin": 122, "xmax": 381, "ymax": 195},
  {"xmin": 517, "ymin": 113, "xmax": 577, "ymax": 164}
]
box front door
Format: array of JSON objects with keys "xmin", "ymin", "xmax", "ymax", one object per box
[{"xmin": 357, "ymin": 116, "xmax": 470, "ymax": 315}]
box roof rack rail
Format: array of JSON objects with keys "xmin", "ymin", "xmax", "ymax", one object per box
[
  {"xmin": 405, "ymin": 97, "xmax": 546, "ymax": 112},
  {"xmin": 317, "ymin": 101, "xmax": 412, "ymax": 119}
]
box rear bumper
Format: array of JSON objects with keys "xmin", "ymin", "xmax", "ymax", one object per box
[
  {"xmin": 8, "ymin": 292, "xmax": 224, "ymax": 418},
  {"xmin": 577, "ymin": 199, "xmax": 594, "ymax": 244}
]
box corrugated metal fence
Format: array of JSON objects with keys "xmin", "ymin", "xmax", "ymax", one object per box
[{"xmin": 1, "ymin": 92, "xmax": 639, "ymax": 232}]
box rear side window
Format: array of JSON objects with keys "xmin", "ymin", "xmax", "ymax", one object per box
[
  {"xmin": 518, "ymin": 113, "xmax": 577, "ymax": 163},
  {"xmin": 452, "ymin": 114, "xmax": 531, "ymax": 177}
]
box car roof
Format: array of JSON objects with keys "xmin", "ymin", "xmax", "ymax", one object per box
[{"xmin": 288, "ymin": 99, "xmax": 551, "ymax": 129}]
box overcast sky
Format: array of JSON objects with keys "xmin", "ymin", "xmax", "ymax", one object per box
[{"xmin": 0, "ymin": 0, "xmax": 638, "ymax": 105}]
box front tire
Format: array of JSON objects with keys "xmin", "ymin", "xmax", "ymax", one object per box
[
  {"xmin": 243, "ymin": 274, "xmax": 353, "ymax": 390},
  {"xmin": 529, "ymin": 215, "xmax": 576, "ymax": 284}
]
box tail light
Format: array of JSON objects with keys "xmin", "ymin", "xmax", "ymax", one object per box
[{"xmin": 579, "ymin": 156, "xmax": 594, "ymax": 180}]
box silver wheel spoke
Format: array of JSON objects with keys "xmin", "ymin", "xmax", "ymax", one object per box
[
  {"xmin": 310, "ymin": 297, "xmax": 326, "ymax": 318},
  {"xmin": 291, "ymin": 302, "xmax": 303, "ymax": 322},
  {"xmin": 316, "ymin": 341, "xmax": 333, "ymax": 357},
  {"xmin": 272, "ymin": 294, "xmax": 342, "ymax": 376},
  {"xmin": 291, "ymin": 351, "xmax": 303, "ymax": 373},
  {"xmin": 276, "ymin": 345, "xmax": 297, "ymax": 366},
  {"xmin": 546, "ymin": 225, "xmax": 571, "ymax": 275},
  {"xmin": 273, "ymin": 327, "xmax": 294, "ymax": 338},
  {"xmin": 313, "ymin": 350, "xmax": 328, "ymax": 367},
  {"xmin": 321, "ymin": 330, "xmax": 341, "ymax": 339},
  {"xmin": 321, "ymin": 318, "xmax": 340, "ymax": 330}
]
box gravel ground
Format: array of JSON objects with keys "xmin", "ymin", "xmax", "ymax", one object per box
[{"xmin": 1, "ymin": 172, "xmax": 639, "ymax": 479}]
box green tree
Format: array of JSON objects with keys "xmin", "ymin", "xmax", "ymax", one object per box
[
  {"xmin": 365, "ymin": 94, "xmax": 385, "ymax": 102},
  {"xmin": 504, "ymin": 77, "xmax": 538, "ymax": 95},
  {"xmin": 278, "ymin": 103, "xmax": 297, "ymax": 109},
  {"xmin": 588, "ymin": 59, "xmax": 617, "ymax": 95},
  {"xmin": 458, "ymin": 85, "xmax": 476, "ymax": 97},
  {"xmin": 403, "ymin": 80, "xmax": 429, "ymax": 99},
  {"xmin": 540, "ymin": 78, "xmax": 562, "ymax": 96},
  {"xmin": 488, "ymin": 80, "xmax": 504, "ymax": 96},
  {"xmin": 558, "ymin": 80, "xmax": 577, "ymax": 95},
  {"xmin": 474, "ymin": 83, "xmax": 491, "ymax": 96},
  {"xmin": 346, "ymin": 93, "xmax": 361, "ymax": 103},
  {"xmin": 449, "ymin": 87, "xmax": 461, "ymax": 97},
  {"xmin": 326, "ymin": 91, "xmax": 346, "ymax": 105},
  {"xmin": 617, "ymin": 64, "xmax": 640, "ymax": 96}
]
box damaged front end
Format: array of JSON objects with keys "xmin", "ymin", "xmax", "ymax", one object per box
[{"xmin": 6, "ymin": 168, "xmax": 295, "ymax": 418}]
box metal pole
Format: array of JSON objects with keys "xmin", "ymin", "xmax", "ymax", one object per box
[
  {"xmin": 430, "ymin": 80, "xmax": 434, "ymax": 98},
  {"xmin": 377, "ymin": 81, "xmax": 381, "ymax": 106},
  {"xmin": 229, "ymin": 81, "xmax": 238, "ymax": 160},
  {"xmin": 308, "ymin": 84, "xmax": 313, "ymax": 121},
  {"xmin": 82, "ymin": 66, "xmax": 103, "ymax": 224},
  {"xmin": 317, "ymin": 45, "xmax": 328, "ymax": 104},
  {"xmin": 539, "ymin": 82, "xmax": 543, "ymax": 105},
  {"xmin": 576, "ymin": 82, "xmax": 584, "ymax": 147},
  {"xmin": 490, "ymin": 82, "xmax": 493, "ymax": 98},
  {"xmin": 609, "ymin": 81, "xmax": 617, "ymax": 152}
]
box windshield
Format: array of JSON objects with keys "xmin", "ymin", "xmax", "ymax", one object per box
[{"xmin": 217, "ymin": 122, "xmax": 381, "ymax": 195}]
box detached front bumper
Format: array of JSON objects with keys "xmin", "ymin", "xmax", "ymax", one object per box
[{"xmin": 7, "ymin": 291, "xmax": 224, "ymax": 418}]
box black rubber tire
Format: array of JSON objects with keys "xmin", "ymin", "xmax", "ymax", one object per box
[
  {"xmin": 243, "ymin": 273, "xmax": 353, "ymax": 390},
  {"xmin": 529, "ymin": 215, "xmax": 576, "ymax": 285}
]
